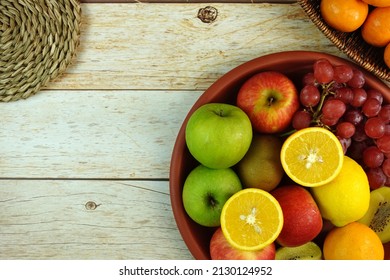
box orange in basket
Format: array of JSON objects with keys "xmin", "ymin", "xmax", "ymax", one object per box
[
  {"xmin": 362, "ymin": 7, "xmax": 390, "ymax": 47},
  {"xmin": 362, "ymin": 0, "xmax": 390, "ymax": 6},
  {"xmin": 320, "ymin": 0, "xmax": 369, "ymax": 32}
]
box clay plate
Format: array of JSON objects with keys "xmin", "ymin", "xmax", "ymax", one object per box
[{"xmin": 169, "ymin": 51, "xmax": 390, "ymax": 260}]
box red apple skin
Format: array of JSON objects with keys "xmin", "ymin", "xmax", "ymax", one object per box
[
  {"xmin": 236, "ymin": 71, "xmax": 299, "ymax": 133},
  {"xmin": 384, "ymin": 242, "xmax": 390, "ymax": 260},
  {"xmin": 271, "ymin": 185, "xmax": 323, "ymax": 247},
  {"xmin": 210, "ymin": 227, "xmax": 276, "ymax": 260}
]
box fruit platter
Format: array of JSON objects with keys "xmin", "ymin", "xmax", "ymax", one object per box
[{"xmin": 169, "ymin": 51, "xmax": 390, "ymax": 260}]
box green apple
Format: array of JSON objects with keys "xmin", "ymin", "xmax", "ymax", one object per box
[
  {"xmin": 182, "ymin": 165, "xmax": 242, "ymax": 227},
  {"xmin": 185, "ymin": 103, "xmax": 253, "ymax": 169}
]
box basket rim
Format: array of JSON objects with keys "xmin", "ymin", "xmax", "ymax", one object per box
[{"xmin": 297, "ymin": 0, "xmax": 390, "ymax": 83}]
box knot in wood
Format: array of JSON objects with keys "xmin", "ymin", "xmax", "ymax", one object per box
[
  {"xmin": 85, "ymin": 201, "xmax": 99, "ymax": 210},
  {"xmin": 197, "ymin": 6, "xmax": 218, "ymax": 23}
]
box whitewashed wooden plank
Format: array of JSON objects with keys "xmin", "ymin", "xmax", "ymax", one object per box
[
  {"xmin": 46, "ymin": 3, "xmax": 344, "ymax": 91},
  {"xmin": 0, "ymin": 90, "xmax": 200, "ymax": 179},
  {"xmin": 0, "ymin": 180, "xmax": 193, "ymax": 259}
]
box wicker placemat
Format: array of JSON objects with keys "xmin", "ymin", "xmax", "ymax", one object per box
[
  {"xmin": 0, "ymin": 0, "xmax": 82, "ymax": 102},
  {"xmin": 298, "ymin": 0, "xmax": 390, "ymax": 82}
]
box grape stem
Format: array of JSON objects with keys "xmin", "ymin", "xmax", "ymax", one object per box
[
  {"xmin": 312, "ymin": 82, "xmax": 334, "ymax": 121},
  {"xmin": 280, "ymin": 81, "xmax": 335, "ymax": 138}
]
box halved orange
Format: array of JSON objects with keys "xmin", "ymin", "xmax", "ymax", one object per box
[
  {"xmin": 280, "ymin": 127, "xmax": 344, "ymax": 187},
  {"xmin": 220, "ymin": 188, "xmax": 283, "ymax": 251}
]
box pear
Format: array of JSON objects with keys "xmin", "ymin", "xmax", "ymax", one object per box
[{"xmin": 237, "ymin": 134, "xmax": 284, "ymax": 192}]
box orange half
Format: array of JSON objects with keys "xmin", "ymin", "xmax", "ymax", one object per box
[
  {"xmin": 280, "ymin": 127, "xmax": 344, "ymax": 187},
  {"xmin": 220, "ymin": 188, "xmax": 283, "ymax": 251}
]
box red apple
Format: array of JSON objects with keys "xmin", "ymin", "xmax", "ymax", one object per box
[
  {"xmin": 271, "ymin": 185, "xmax": 323, "ymax": 247},
  {"xmin": 384, "ymin": 242, "xmax": 390, "ymax": 260},
  {"xmin": 210, "ymin": 227, "xmax": 275, "ymax": 260},
  {"xmin": 236, "ymin": 71, "xmax": 299, "ymax": 133}
]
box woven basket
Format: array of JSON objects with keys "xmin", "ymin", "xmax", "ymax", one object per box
[
  {"xmin": 0, "ymin": 0, "xmax": 82, "ymax": 102},
  {"xmin": 298, "ymin": 0, "xmax": 390, "ymax": 82}
]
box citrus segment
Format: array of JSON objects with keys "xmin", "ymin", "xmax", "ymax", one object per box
[
  {"xmin": 220, "ymin": 188, "xmax": 283, "ymax": 251},
  {"xmin": 280, "ymin": 127, "xmax": 344, "ymax": 187}
]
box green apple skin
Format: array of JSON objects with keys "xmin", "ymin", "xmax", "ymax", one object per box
[
  {"xmin": 185, "ymin": 103, "xmax": 253, "ymax": 169},
  {"xmin": 182, "ymin": 165, "xmax": 242, "ymax": 227}
]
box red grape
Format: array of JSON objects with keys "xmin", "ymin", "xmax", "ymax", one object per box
[
  {"xmin": 364, "ymin": 117, "xmax": 386, "ymax": 139},
  {"xmin": 353, "ymin": 123, "xmax": 369, "ymax": 142},
  {"xmin": 363, "ymin": 146, "xmax": 384, "ymax": 168},
  {"xmin": 329, "ymin": 82, "xmax": 344, "ymax": 92},
  {"xmin": 313, "ymin": 59, "xmax": 334, "ymax": 84},
  {"xmin": 350, "ymin": 88, "xmax": 367, "ymax": 107},
  {"xmin": 385, "ymin": 124, "xmax": 390, "ymax": 135},
  {"xmin": 367, "ymin": 89, "xmax": 384, "ymax": 104},
  {"xmin": 320, "ymin": 116, "xmax": 339, "ymax": 126},
  {"xmin": 334, "ymin": 87, "xmax": 353, "ymax": 104},
  {"xmin": 347, "ymin": 69, "xmax": 365, "ymax": 88},
  {"xmin": 333, "ymin": 64, "xmax": 353, "ymax": 83},
  {"xmin": 322, "ymin": 99, "xmax": 346, "ymax": 119},
  {"xmin": 302, "ymin": 72, "xmax": 317, "ymax": 86},
  {"xmin": 379, "ymin": 105, "xmax": 390, "ymax": 124},
  {"xmin": 362, "ymin": 98, "xmax": 381, "ymax": 117},
  {"xmin": 344, "ymin": 109, "xmax": 364, "ymax": 125},
  {"xmin": 292, "ymin": 110, "xmax": 312, "ymax": 130},
  {"xmin": 383, "ymin": 158, "xmax": 390, "ymax": 177},
  {"xmin": 376, "ymin": 135, "xmax": 390, "ymax": 153},
  {"xmin": 347, "ymin": 140, "xmax": 369, "ymax": 161},
  {"xmin": 300, "ymin": 85, "xmax": 321, "ymax": 107},
  {"xmin": 338, "ymin": 137, "xmax": 352, "ymax": 154},
  {"xmin": 366, "ymin": 167, "xmax": 387, "ymax": 190},
  {"xmin": 336, "ymin": 122, "xmax": 356, "ymax": 139}
]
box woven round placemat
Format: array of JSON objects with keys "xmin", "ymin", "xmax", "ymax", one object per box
[
  {"xmin": 298, "ymin": 0, "xmax": 390, "ymax": 82},
  {"xmin": 0, "ymin": 0, "xmax": 82, "ymax": 102}
]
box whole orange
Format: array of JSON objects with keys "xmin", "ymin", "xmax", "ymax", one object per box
[
  {"xmin": 362, "ymin": 7, "xmax": 390, "ymax": 47},
  {"xmin": 320, "ymin": 0, "xmax": 369, "ymax": 32},
  {"xmin": 362, "ymin": 0, "xmax": 390, "ymax": 6},
  {"xmin": 323, "ymin": 222, "xmax": 384, "ymax": 260}
]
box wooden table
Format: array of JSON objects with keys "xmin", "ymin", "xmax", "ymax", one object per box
[{"xmin": 0, "ymin": 0, "xmax": 356, "ymax": 259}]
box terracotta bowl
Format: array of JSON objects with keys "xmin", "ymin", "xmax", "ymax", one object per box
[{"xmin": 169, "ymin": 51, "xmax": 390, "ymax": 260}]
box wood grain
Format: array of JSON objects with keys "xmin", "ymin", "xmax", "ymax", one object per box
[
  {"xmin": 0, "ymin": 90, "xmax": 200, "ymax": 179},
  {"xmin": 0, "ymin": 180, "xmax": 192, "ymax": 259},
  {"xmin": 0, "ymin": 2, "xmax": 350, "ymax": 260},
  {"xmin": 47, "ymin": 3, "xmax": 343, "ymax": 91}
]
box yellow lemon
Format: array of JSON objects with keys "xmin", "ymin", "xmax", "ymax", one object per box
[{"xmin": 311, "ymin": 156, "xmax": 370, "ymax": 227}]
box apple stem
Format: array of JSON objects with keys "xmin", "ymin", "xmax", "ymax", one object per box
[
  {"xmin": 214, "ymin": 109, "xmax": 225, "ymax": 117},
  {"xmin": 207, "ymin": 194, "xmax": 218, "ymax": 208},
  {"xmin": 267, "ymin": 97, "xmax": 275, "ymax": 107}
]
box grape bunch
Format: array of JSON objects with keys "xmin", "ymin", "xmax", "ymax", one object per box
[{"xmin": 291, "ymin": 58, "xmax": 390, "ymax": 189}]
